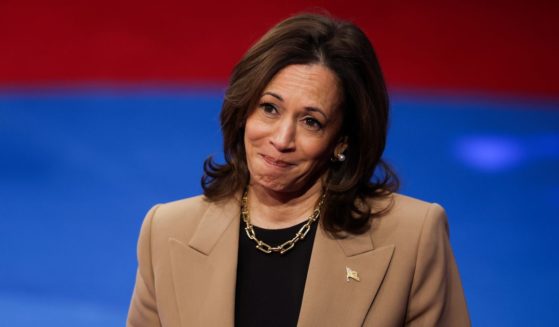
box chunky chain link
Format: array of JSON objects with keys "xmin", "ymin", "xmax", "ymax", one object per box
[{"xmin": 241, "ymin": 189, "xmax": 325, "ymax": 255}]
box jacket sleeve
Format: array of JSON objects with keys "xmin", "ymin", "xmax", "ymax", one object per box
[
  {"xmin": 405, "ymin": 203, "xmax": 471, "ymax": 327},
  {"xmin": 127, "ymin": 205, "xmax": 162, "ymax": 327}
]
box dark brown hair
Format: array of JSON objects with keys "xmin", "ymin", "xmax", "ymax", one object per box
[{"xmin": 202, "ymin": 13, "xmax": 399, "ymax": 235}]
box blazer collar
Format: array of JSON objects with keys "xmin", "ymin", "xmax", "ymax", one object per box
[
  {"xmin": 169, "ymin": 196, "xmax": 241, "ymax": 327},
  {"xmin": 188, "ymin": 195, "xmax": 241, "ymax": 255},
  {"xmin": 169, "ymin": 195, "xmax": 394, "ymax": 327}
]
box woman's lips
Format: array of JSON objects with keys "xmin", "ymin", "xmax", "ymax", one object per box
[{"xmin": 260, "ymin": 154, "xmax": 295, "ymax": 168}]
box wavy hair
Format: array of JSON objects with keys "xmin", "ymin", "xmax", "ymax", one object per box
[{"xmin": 202, "ymin": 13, "xmax": 399, "ymax": 235}]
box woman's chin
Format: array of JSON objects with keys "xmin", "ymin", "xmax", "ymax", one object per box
[{"xmin": 251, "ymin": 178, "xmax": 291, "ymax": 193}]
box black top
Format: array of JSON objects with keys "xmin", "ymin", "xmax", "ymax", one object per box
[{"xmin": 235, "ymin": 218, "xmax": 318, "ymax": 327}]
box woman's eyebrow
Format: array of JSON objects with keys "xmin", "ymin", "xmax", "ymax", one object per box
[
  {"xmin": 263, "ymin": 91, "xmax": 283, "ymax": 101},
  {"xmin": 304, "ymin": 107, "xmax": 328, "ymax": 120}
]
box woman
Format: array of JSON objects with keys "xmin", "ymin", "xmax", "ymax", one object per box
[{"xmin": 127, "ymin": 13, "xmax": 470, "ymax": 327}]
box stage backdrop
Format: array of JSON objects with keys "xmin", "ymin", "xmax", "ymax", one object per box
[{"xmin": 1, "ymin": 1, "xmax": 558, "ymax": 326}]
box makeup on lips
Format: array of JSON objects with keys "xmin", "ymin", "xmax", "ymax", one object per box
[{"xmin": 259, "ymin": 154, "xmax": 295, "ymax": 168}]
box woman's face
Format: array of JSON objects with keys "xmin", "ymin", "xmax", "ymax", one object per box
[{"xmin": 244, "ymin": 64, "xmax": 344, "ymax": 194}]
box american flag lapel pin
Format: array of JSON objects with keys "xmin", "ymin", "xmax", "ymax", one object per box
[{"xmin": 346, "ymin": 266, "xmax": 360, "ymax": 282}]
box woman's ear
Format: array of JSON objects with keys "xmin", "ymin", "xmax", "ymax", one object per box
[{"xmin": 334, "ymin": 136, "xmax": 348, "ymax": 155}]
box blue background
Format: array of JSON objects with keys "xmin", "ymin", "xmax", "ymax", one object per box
[{"xmin": 1, "ymin": 89, "xmax": 558, "ymax": 325}]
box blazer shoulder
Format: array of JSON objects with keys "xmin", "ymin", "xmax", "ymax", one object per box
[
  {"xmin": 147, "ymin": 194, "xmax": 212, "ymax": 242},
  {"xmin": 155, "ymin": 194, "xmax": 209, "ymax": 219},
  {"xmin": 370, "ymin": 193, "xmax": 448, "ymax": 248},
  {"xmin": 380, "ymin": 193, "xmax": 446, "ymax": 224},
  {"xmin": 391, "ymin": 192, "xmax": 441, "ymax": 214}
]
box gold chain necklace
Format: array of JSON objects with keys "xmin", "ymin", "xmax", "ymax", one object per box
[{"xmin": 241, "ymin": 189, "xmax": 325, "ymax": 254}]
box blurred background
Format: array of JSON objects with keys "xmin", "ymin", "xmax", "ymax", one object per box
[{"xmin": 1, "ymin": 0, "xmax": 558, "ymax": 326}]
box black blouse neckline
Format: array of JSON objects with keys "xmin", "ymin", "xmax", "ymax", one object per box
[{"xmin": 235, "ymin": 217, "xmax": 318, "ymax": 327}]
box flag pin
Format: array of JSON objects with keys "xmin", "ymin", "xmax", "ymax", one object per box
[{"xmin": 346, "ymin": 266, "xmax": 360, "ymax": 282}]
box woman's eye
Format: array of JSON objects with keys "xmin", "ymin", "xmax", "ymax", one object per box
[
  {"xmin": 303, "ymin": 117, "xmax": 323, "ymax": 130},
  {"xmin": 259, "ymin": 103, "xmax": 277, "ymax": 114}
]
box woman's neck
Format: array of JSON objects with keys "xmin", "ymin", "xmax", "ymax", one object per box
[{"xmin": 247, "ymin": 182, "xmax": 324, "ymax": 229}]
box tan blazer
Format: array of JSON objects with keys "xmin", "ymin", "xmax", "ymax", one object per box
[{"xmin": 127, "ymin": 193, "xmax": 470, "ymax": 327}]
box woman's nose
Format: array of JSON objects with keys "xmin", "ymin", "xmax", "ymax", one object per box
[{"xmin": 270, "ymin": 119, "xmax": 296, "ymax": 152}]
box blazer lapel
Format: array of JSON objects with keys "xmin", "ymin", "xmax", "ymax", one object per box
[
  {"xmin": 298, "ymin": 227, "xmax": 395, "ymax": 327},
  {"xmin": 168, "ymin": 197, "xmax": 241, "ymax": 327}
]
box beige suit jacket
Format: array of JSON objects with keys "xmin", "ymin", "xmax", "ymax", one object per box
[{"xmin": 127, "ymin": 193, "xmax": 470, "ymax": 327}]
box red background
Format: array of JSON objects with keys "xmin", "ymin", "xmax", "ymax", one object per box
[{"xmin": 1, "ymin": 0, "xmax": 558, "ymax": 97}]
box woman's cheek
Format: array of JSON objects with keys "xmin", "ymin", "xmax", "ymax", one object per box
[
  {"xmin": 299, "ymin": 138, "xmax": 330, "ymax": 160},
  {"xmin": 245, "ymin": 118, "xmax": 270, "ymax": 142}
]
